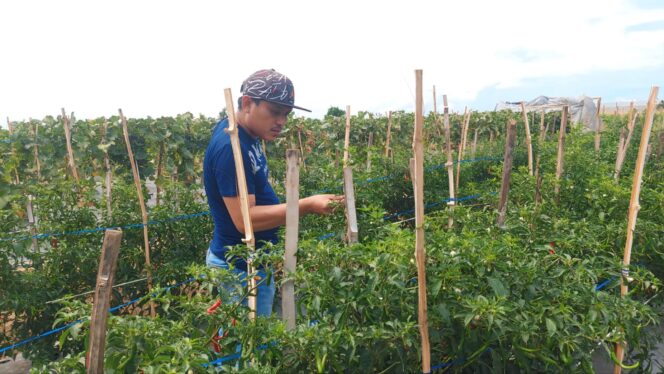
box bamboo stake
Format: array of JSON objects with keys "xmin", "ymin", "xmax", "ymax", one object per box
[
  {"xmin": 366, "ymin": 132, "xmax": 373, "ymax": 173},
  {"xmin": 497, "ymin": 120, "xmax": 517, "ymax": 227},
  {"xmin": 433, "ymin": 85, "xmax": 437, "ymax": 114},
  {"xmin": 102, "ymin": 121, "xmax": 112, "ymax": 220},
  {"xmin": 594, "ymin": 97, "xmax": 602, "ymax": 152},
  {"xmin": 223, "ymin": 90, "xmax": 257, "ymax": 319},
  {"xmin": 86, "ymin": 229, "xmax": 122, "ymax": 374},
  {"xmin": 61, "ymin": 108, "xmax": 80, "ymax": 183},
  {"xmin": 539, "ymin": 110, "xmax": 547, "ymax": 144},
  {"xmin": 615, "ymin": 102, "xmax": 637, "ymax": 181},
  {"xmin": 297, "ymin": 126, "xmax": 307, "ymax": 172},
  {"xmin": 443, "ymin": 95, "xmax": 456, "ymax": 229},
  {"xmin": 343, "ymin": 105, "xmax": 351, "ymax": 168},
  {"xmin": 26, "ymin": 195, "xmax": 38, "ymax": 256},
  {"xmin": 384, "ymin": 111, "xmax": 393, "ymax": 158},
  {"xmin": 343, "ymin": 167, "xmax": 359, "ymax": 244},
  {"xmin": 119, "ymin": 109, "xmax": 156, "ymax": 317},
  {"xmin": 554, "ymin": 106, "xmax": 568, "ymax": 203},
  {"xmin": 455, "ymin": 109, "xmax": 471, "ymax": 191},
  {"xmin": 30, "ymin": 119, "xmax": 41, "ymax": 180},
  {"xmin": 534, "ymin": 111, "xmax": 547, "ymax": 206},
  {"xmin": 471, "ymin": 128, "xmax": 478, "ymax": 158},
  {"xmin": 613, "ymin": 86, "xmax": 659, "ymax": 374},
  {"xmin": 412, "ymin": 69, "xmax": 430, "ymax": 374},
  {"xmin": 155, "ymin": 143, "xmax": 164, "ymax": 206},
  {"xmin": 282, "ymin": 150, "xmax": 299, "ymax": 330},
  {"xmin": 7, "ymin": 117, "xmax": 20, "ymax": 184},
  {"xmin": 520, "ymin": 102, "xmax": 534, "ymax": 176}
]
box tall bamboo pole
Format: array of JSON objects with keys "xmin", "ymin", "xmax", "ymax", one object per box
[
  {"xmin": 594, "ymin": 97, "xmax": 602, "ymax": 152},
  {"xmin": 119, "ymin": 109, "xmax": 155, "ymax": 317},
  {"xmin": 613, "ymin": 86, "xmax": 659, "ymax": 374},
  {"xmin": 61, "ymin": 108, "xmax": 80, "ymax": 183},
  {"xmin": 615, "ymin": 102, "xmax": 637, "ymax": 181},
  {"xmin": 102, "ymin": 121, "xmax": 113, "ymax": 220},
  {"xmin": 343, "ymin": 105, "xmax": 352, "ymax": 167},
  {"xmin": 455, "ymin": 109, "xmax": 471, "ymax": 191},
  {"xmin": 443, "ymin": 95, "xmax": 455, "ymax": 228},
  {"xmin": 554, "ymin": 106, "xmax": 568, "ymax": 203},
  {"xmin": 282, "ymin": 149, "xmax": 300, "ymax": 330},
  {"xmin": 30, "ymin": 119, "xmax": 41, "ymax": 180},
  {"xmin": 7, "ymin": 117, "xmax": 20, "ymax": 184},
  {"xmin": 497, "ymin": 120, "xmax": 517, "ymax": 227},
  {"xmin": 412, "ymin": 69, "xmax": 430, "ymax": 374},
  {"xmin": 520, "ymin": 102, "xmax": 534, "ymax": 176},
  {"xmin": 384, "ymin": 111, "xmax": 392, "ymax": 158},
  {"xmin": 223, "ymin": 90, "xmax": 257, "ymax": 319}
]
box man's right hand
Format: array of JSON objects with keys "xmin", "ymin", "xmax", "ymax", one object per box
[{"xmin": 301, "ymin": 194, "xmax": 345, "ymax": 215}]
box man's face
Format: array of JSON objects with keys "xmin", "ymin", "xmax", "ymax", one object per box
[{"xmin": 243, "ymin": 98, "xmax": 292, "ymax": 141}]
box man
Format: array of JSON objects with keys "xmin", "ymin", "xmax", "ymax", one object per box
[{"xmin": 203, "ymin": 69, "xmax": 343, "ymax": 316}]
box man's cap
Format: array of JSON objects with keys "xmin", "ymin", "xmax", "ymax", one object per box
[{"xmin": 240, "ymin": 69, "xmax": 311, "ymax": 112}]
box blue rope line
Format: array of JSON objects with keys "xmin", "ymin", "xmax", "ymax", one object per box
[
  {"xmin": 0, "ymin": 277, "xmax": 197, "ymax": 354},
  {"xmin": 0, "ymin": 139, "xmax": 12, "ymax": 144},
  {"xmin": 382, "ymin": 193, "xmax": 485, "ymax": 221},
  {"xmin": 0, "ymin": 211, "xmax": 211, "ymax": 242}
]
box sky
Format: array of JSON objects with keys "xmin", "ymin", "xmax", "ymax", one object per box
[{"xmin": 1, "ymin": 0, "xmax": 664, "ymax": 128}]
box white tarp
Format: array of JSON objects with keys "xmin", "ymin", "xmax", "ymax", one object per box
[{"xmin": 495, "ymin": 96, "xmax": 600, "ymax": 131}]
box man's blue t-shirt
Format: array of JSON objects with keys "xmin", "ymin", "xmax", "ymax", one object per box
[{"xmin": 203, "ymin": 118, "xmax": 280, "ymax": 271}]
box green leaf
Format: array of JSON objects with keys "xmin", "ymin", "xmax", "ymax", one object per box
[
  {"xmin": 545, "ymin": 318, "xmax": 557, "ymax": 336},
  {"xmin": 487, "ymin": 277, "xmax": 508, "ymax": 296}
]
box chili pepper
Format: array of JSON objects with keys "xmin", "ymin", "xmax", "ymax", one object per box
[{"xmin": 207, "ymin": 299, "xmax": 222, "ymax": 315}]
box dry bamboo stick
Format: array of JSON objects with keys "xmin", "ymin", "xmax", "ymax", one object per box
[
  {"xmin": 119, "ymin": 109, "xmax": 155, "ymax": 317},
  {"xmin": 30, "ymin": 119, "xmax": 41, "ymax": 180},
  {"xmin": 282, "ymin": 149, "xmax": 299, "ymax": 330},
  {"xmin": 554, "ymin": 106, "xmax": 568, "ymax": 202},
  {"xmin": 223, "ymin": 90, "xmax": 257, "ymax": 319},
  {"xmin": 102, "ymin": 121, "xmax": 112, "ymax": 220},
  {"xmin": 594, "ymin": 97, "xmax": 602, "ymax": 152},
  {"xmin": 497, "ymin": 120, "xmax": 517, "ymax": 227},
  {"xmin": 297, "ymin": 126, "xmax": 307, "ymax": 172},
  {"xmin": 443, "ymin": 95, "xmax": 455, "ymax": 229},
  {"xmin": 385, "ymin": 111, "xmax": 392, "ymax": 158},
  {"xmin": 455, "ymin": 109, "xmax": 471, "ymax": 191},
  {"xmin": 343, "ymin": 105, "xmax": 351, "ymax": 167},
  {"xmin": 520, "ymin": 102, "xmax": 534, "ymax": 176},
  {"xmin": 471, "ymin": 128, "xmax": 478, "ymax": 158},
  {"xmin": 412, "ymin": 69, "xmax": 430, "ymax": 374},
  {"xmin": 613, "ymin": 86, "xmax": 659, "ymax": 374},
  {"xmin": 615, "ymin": 102, "xmax": 637, "ymax": 181},
  {"xmin": 366, "ymin": 132, "xmax": 373, "ymax": 173},
  {"xmin": 7, "ymin": 117, "xmax": 20, "ymax": 184},
  {"xmin": 61, "ymin": 108, "xmax": 80, "ymax": 183}
]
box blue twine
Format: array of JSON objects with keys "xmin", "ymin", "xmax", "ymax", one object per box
[
  {"xmin": 0, "ymin": 139, "xmax": 12, "ymax": 144},
  {"xmin": 0, "ymin": 211, "xmax": 211, "ymax": 243},
  {"xmin": 383, "ymin": 193, "xmax": 486, "ymax": 221},
  {"xmin": 595, "ymin": 276, "xmax": 617, "ymax": 291},
  {"xmin": 0, "ymin": 277, "xmax": 197, "ymax": 354}
]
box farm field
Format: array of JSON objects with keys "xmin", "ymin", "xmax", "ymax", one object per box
[{"xmin": 1, "ymin": 92, "xmax": 663, "ymax": 373}]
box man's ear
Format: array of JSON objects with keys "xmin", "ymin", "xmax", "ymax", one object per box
[{"xmin": 240, "ymin": 96, "xmax": 255, "ymax": 113}]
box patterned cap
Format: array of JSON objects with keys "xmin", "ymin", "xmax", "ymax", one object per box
[{"xmin": 240, "ymin": 69, "xmax": 311, "ymax": 112}]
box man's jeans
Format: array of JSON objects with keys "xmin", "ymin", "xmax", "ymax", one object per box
[{"xmin": 206, "ymin": 248, "xmax": 275, "ymax": 317}]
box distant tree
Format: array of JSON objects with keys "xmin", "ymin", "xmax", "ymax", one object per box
[
  {"xmin": 657, "ymin": 100, "xmax": 664, "ymax": 110},
  {"xmin": 326, "ymin": 106, "xmax": 345, "ymax": 117}
]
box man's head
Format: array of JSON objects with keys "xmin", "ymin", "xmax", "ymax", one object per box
[{"xmin": 236, "ymin": 69, "xmax": 310, "ymax": 141}]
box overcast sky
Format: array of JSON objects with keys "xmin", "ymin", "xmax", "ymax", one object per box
[{"xmin": 1, "ymin": 0, "xmax": 663, "ymax": 128}]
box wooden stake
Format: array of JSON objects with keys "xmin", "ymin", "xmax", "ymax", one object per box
[
  {"xmin": 554, "ymin": 106, "xmax": 568, "ymax": 202},
  {"xmin": 412, "ymin": 70, "xmax": 430, "ymax": 374},
  {"xmin": 455, "ymin": 109, "xmax": 471, "ymax": 191},
  {"xmin": 30, "ymin": 119, "xmax": 41, "ymax": 180},
  {"xmin": 432, "ymin": 85, "xmax": 437, "ymax": 114},
  {"xmin": 594, "ymin": 97, "xmax": 602, "ymax": 152},
  {"xmin": 223, "ymin": 89, "xmax": 257, "ymax": 319},
  {"xmin": 119, "ymin": 109, "xmax": 156, "ymax": 317},
  {"xmin": 7, "ymin": 117, "xmax": 20, "ymax": 184},
  {"xmin": 613, "ymin": 86, "xmax": 659, "ymax": 374},
  {"xmin": 27, "ymin": 195, "xmax": 38, "ymax": 256},
  {"xmin": 86, "ymin": 229, "xmax": 122, "ymax": 374},
  {"xmin": 155, "ymin": 143, "xmax": 165, "ymax": 206},
  {"xmin": 297, "ymin": 126, "xmax": 307, "ymax": 172},
  {"xmin": 443, "ymin": 95, "xmax": 456, "ymax": 229},
  {"xmin": 539, "ymin": 110, "xmax": 547, "ymax": 144},
  {"xmin": 471, "ymin": 128, "xmax": 479, "ymax": 158},
  {"xmin": 343, "ymin": 167, "xmax": 359, "ymax": 244},
  {"xmin": 520, "ymin": 102, "xmax": 534, "ymax": 176},
  {"xmin": 61, "ymin": 108, "xmax": 80, "ymax": 183},
  {"xmin": 282, "ymin": 150, "xmax": 300, "ymax": 330},
  {"xmin": 385, "ymin": 111, "xmax": 393, "ymax": 158},
  {"xmin": 366, "ymin": 132, "xmax": 373, "ymax": 173},
  {"xmin": 615, "ymin": 102, "xmax": 637, "ymax": 181},
  {"xmin": 343, "ymin": 105, "xmax": 351, "ymax": 168},
  {"xmin": 497, "ymin": 120, "xmax": 517, "ymax": 227},
  {"xmin": 102, "ymin": 121, "xmax": 112, "ymax": 220}
]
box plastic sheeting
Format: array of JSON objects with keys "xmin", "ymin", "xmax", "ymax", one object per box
[{"xmin": 495, "ymin": 96, "xmax": 599, "ymax": 131}]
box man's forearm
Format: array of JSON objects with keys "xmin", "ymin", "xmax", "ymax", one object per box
[{"xmin": 246, "ymin": 199, "xmax": 312, "ymax": 232}]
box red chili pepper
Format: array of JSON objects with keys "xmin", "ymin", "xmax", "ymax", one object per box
[
  {"xmin": 548, "ymin": 241, "xmax": 556, "ymax": 255},
  {"xmin": 207, "ymin": 299, "xmax": 222, "ymax": 315}
]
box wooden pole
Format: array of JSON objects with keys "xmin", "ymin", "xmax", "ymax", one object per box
[
  {"xmin": 443, "ymin": 95, "xmax": 456, "ymax": 228},
  {"xmin": 520, "ymin": 102, "xmax": 534, "ymax": 176},
  {"xmin": 102, "ymin": 121, "xmax": 112, "ymax": 220},
  {"xmin": 412, "ymin": 70, "xmax": 430, "ymax": 374},
  {"xmin": 119, "ymin": 109, "xmax": 156, "ymax": 317},
  {"xmin": 297, "ymin": 126, "xmax": 307, "ymax": 172},
  {"xmin": 471, "ymin": 128, "xmax": 479, "ymax": 158},
  {"xmin": 282, "ymin": 150, "xmax": 300, "ymax": 330},
  {"xmin": 366, "ymin": 132, "xmax": 373, "ymax": 173},
  {"xmin": 384, "ymin": 111, "xmax": 392, "ymax": 158},
  {"xmin": 343, "ymin": 105, "xmax": 351, "ymax": 167},
  {"xmin": 554, "ymin": 106, "xmax": 568, "ymax": 202},
  {"xmin": 30, "ymin": 119, "xmax": 41, "ymax": 180},
  {"xmin": 223, "ymin": 89, "xmax": 257, "ymax": 319},
  {"xmin": 343, "ymin": 167, "xmax": 359, "ymax": 244},
  {"xmin": 432, "ymin": 85, "xmax": 437, "ymax": 114},
  {"xmin": 613, "ymin": 86, "xmax": 659, "ymax": 374},
  {"xmin": 534, "ymin": 111, "xmax": 547, "ymax": 206},
  {"xmin": 594, "ymin": 97, "xmax": 602, "ymax": 152},
  {"xmin": 615, "ymin": 102, "xmax": 637, "ymax": 181},
  {"xmin": 455, "ymin": 109, "xmax": 471, "ymax": 191},
  {"xmin": 497, "ymin": 120, "xmax": 517, "ymax": 227},
  {"xmin": 86, "ymin": 229, "xmax": 122, "ymax": 374},
  {"xmin": 539, "ymin": 110, "xmax": 547, "ymax": 144},
  {"xmin": 155, "ymin": 143, "xmax": 164, "ymax": 206},
  {"xmin": 27, "ymin": 195, "xmax": 38, "ymax": 256},
  {"xmin": 7, "ymin": 117, "xmax": 20, "ymax": 185},
  {"xmin": 61, "ymin": 108, "xmax": 80, "ymax": 183}
]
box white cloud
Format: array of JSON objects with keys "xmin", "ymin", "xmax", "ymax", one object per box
[{"xmin": 1, "ymin": 0, "xmax": 663, "ymax": 126}]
